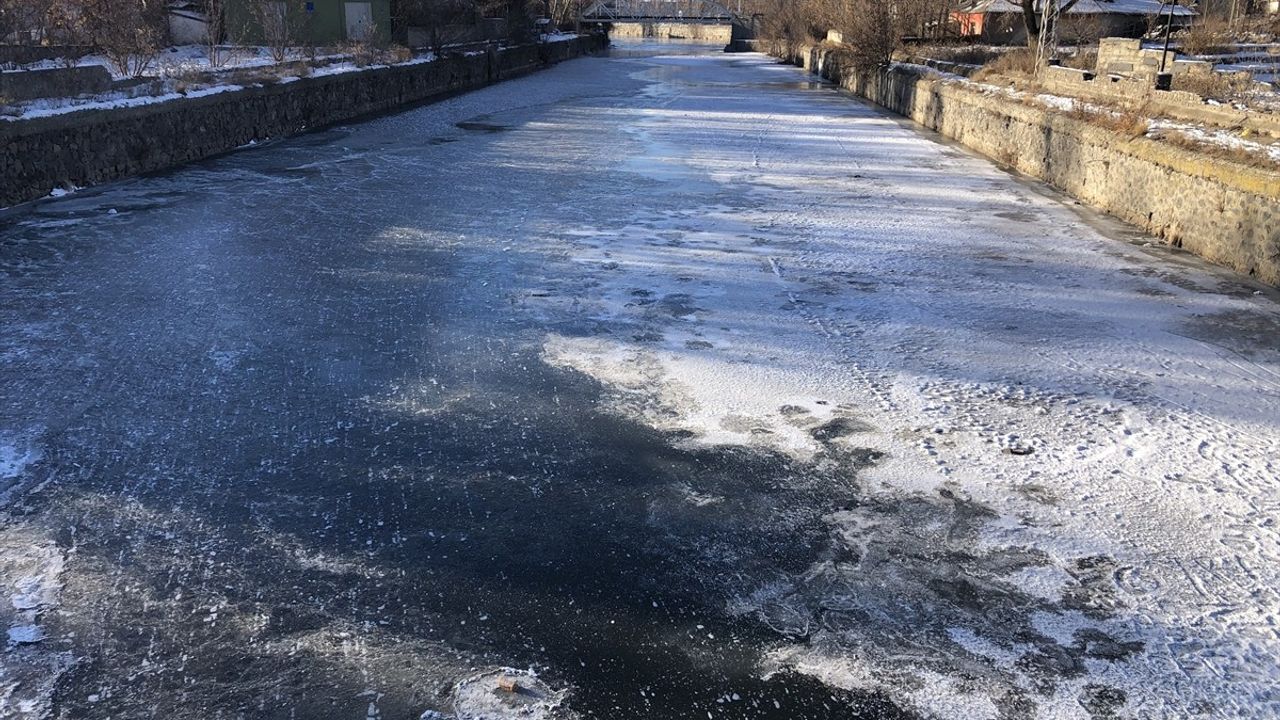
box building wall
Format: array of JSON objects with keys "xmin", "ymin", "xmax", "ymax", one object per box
[
  {"xmin": 0, "ymin": 36, "xmax": 605, "ymax": 208},
  {"xmin": 957, "ymin": 11, "xmax": 1186, "ymax": 44},
  {"xmin": 227, "ymin": 0, "xmax": 393, "ymax": 46},
  {"xmin": 785, "ymin": 43, "xmax": 1280, "ymax": 286}
]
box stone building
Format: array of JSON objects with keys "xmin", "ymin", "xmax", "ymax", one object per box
[{"xmin": 953, "ymin": 0, "xmax": 1196, "ymax": 44}]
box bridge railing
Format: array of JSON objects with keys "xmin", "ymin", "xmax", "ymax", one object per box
[{"xmin": 580, "ymin": 0, "xmax": 736, "ymax": 21}]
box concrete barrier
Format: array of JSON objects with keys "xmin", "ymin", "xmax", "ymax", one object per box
[
  {"xmin": 0, "ymin": 45, "xmax": 95, "ymax": 67},
  {"xmin": 0, "ymin": 65, "xmax": 113, "ymax": 102}
]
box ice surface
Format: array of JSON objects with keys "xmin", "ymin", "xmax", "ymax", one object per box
[{"xmin": 1, "ymin": 40, "xmax": 1278, "ymax": 719}]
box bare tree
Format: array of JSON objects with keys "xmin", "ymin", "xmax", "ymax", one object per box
[
  {"xmin": 203, "ymin": 0, "xmax": 231, "ymax": 67},
  {"xmin": 0, "ymin": 0, "xmax": 62, "ymax": 45},
  {"xmin": 1017, "ymin": 0, "xmax": 1082, "ymax": 49},
  {"xmin": 840, "ymin": 0, "xmax": 899, "ymax": 69},
  {"xmin": 78, "ymin": 0, "xmax": 168, "ymax": 77},
  {"xmin": 0, "ymin": 0, "xmax": 19, "ymax": 43},
  {"xmin": 252, "ymin": 0, "xmax": 305, "ymax": 62}
]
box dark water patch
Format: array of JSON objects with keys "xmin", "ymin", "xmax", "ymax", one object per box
[
  {"xmin": 1181, "ymin": 308, "xmax": 1280, "ymax": 358},
  {"xmin": 457, "ymin": 120, "xmax": 513, "ymax": 133},
  {"xmin": 31, "ymin": 324, "xmax": 914, "ymax": 719},
  {"xmin": 656, "ymin": 293, "xmax": 702, "ymax": 317},
  {"xmin": 810, "ymin": 416, "xmax": 873, "ymax": 441},
  {"xmin": 994, "ymin": 209, "xmax": 1040, "ymax": 223}
]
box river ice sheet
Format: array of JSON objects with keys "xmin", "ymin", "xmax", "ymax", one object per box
[{"xmin": 1, "ymin": 41, "xmax": 1279, "ymax": 720}]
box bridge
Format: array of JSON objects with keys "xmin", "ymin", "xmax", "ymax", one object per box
[
  {"xmin": 579, "ymin": 0, "xmax": 760, "ymax": 47},
  {"xmin": 580, "ymin": 0, "xmax": 736, "ymax": 22}
]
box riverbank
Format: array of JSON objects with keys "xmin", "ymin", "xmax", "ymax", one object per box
[
  {"xmin": 776, "ymin": 42, "xmax": 1280, "ymax": 286},
  {"xmin": 0, "ymin": 35, "xmax": 605, "ymax": 208}
]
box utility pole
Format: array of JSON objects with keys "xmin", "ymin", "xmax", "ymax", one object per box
[
  {"xmin": 1159, "ymin": 0, "xmax": 1176, "ymax": 74},
  {"xmin": 1156, "ymin": 0, "xmax": 1177, "ymax": 89}
]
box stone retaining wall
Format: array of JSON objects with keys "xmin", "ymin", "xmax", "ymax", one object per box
[
  {"xmin": 1096, "ymin": 37, "xmax": 1175, "ymax": 80},
  {"xmin": 786, "ymin": 44, "xmax": 1280, "ymax": 286},
  {"xmin": 0, "ymin": 36, "xmax": 605, "ymax": 208}
]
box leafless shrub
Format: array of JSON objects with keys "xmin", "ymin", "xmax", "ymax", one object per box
[
  {"xmin": 203, "ymin": 0, "xmax": 231, "ymax": 68},
  {"xmin": 1057, "ymin": 13, "xmax": 1104, "ymax": 48},
  {"xmin": 757, "ymin": 0, "xmax": 961, "ymax": 66},
  {"xmin": 350, "ymin": 31, "xmax": 412, "ymax": 68},
  {"xmin": 758, "ymin": 0, "xmax": 824, "ymax": 52},
  {"xmin": 78, "ymin": 0, "xmax": 168, "ymax": 77},
  {"xmin": 0, "ymin": 0, "xmax": 43, "ymax": 44},
  {"xmin": 543, "ymin": 0, "xmax": 582, "ymax": 27},
  {"xmin": 839, "ymin": 0, "xmax": 899, "ymax": 71},
  {"xmin": 1180, "ymin": 19, "xmax": 1233, "ymax": 56},
  {"xmin": 348, "ymin": 22, "xmax": 381, "ymax": 67},
  {"xmin": 1, "ymin": 0, "xmax": 88, "ymax": 46},
  {"xmin": 1060, "ymin": 48, "xmax": 1096, "ymax": 71},
  {"xmin": 252, "ymin": 0, "xmax": 306, "ymax": 62}
]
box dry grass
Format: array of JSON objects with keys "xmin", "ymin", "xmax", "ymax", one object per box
[
  {"xmin": 1060, "ymin": 48, "xmax": 1097, "ymax": 72},
  {"xmin": 350, "ymin": 43, "xmax": 412, "ymax": 68},
  {"xmin": 926, "ymin": 45, "xmax": 1007, "ymax": 66},
  {"xmin": 1065, "ymin": 104, "xmax": 1151, "ymax": 138},
  {"xmin": 1171, "ymin": 69, "xmax": 1256, "ymax": 103},
  {"xmin": 1151, "ymin": 128, "xmax": 1280, "ymax": 170},
  {"xmin": 974, "ymin": 49, "xmax": 1038, "ymax": 81}
]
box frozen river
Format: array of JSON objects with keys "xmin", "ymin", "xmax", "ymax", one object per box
[{"xmin": 2, "ymin": 40, "xmax": 1280, "ymax": 720}]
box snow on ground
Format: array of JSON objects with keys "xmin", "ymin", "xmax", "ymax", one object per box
[
  {"xmin": 1148, "ymin": 116, "xmax": 1280, "ymax": 161},
  {"xmin": 1193, "ymin": 44, "xmax": 1280, "ymax": 86},
  {"xmin": 15, "ymin": 44, "xmax": 286, "ymax": 79},
  {"xmin": 3, "ymin": 52, "xmax": 447, "ymax": 122},
  {"xmin": 958, "ymin": 73, "xmax": 1280, "ymax": 164},
  {"xmin": 0, "ymin": 526, "xmax": 67, "ymax": 719},
  {"xmin": 535, "ymin": 48, "xmax": 1280, "ymax": 718},
  {"xmin": 0, "ymin": 40, "xmax": 501, "ymax": 121},
  {"xmin": 6, "ymin": 82, "xmax": 246, "ymax": 121}
]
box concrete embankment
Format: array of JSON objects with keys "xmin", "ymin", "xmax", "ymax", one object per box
[
  {"xmin": 780, "ymin": 43, "xmax": 1280, "ymax": 286},
  {"xmin": 0, "ymin": 36, "xmax": 605, "ymax": 208}
]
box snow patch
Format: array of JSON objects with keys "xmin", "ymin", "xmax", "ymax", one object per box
[
  {"xmin": 450, "ymin": 668, "xmax": 568, "ymax": 720},
  {"xmin": 0, "ymin": 440, "xmax": 42, "ymax": 480}
]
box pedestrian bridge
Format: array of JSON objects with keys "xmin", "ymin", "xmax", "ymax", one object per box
[
  {"xmin": 579, "ymin": 0, "xmax": 759, "ymax": 46},
  {"xmin": 579, "ymin": 0, "xmax": 735, "ymax": 22}
]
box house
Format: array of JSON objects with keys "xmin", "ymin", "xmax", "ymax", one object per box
[
  {"xmin": 226, "ymin": 0, "xmax": 393, "ymax": 46},
  {"xmin": 954, "ymin": 0, "xmax": 1196, "ymax": 44},
  {"xmin": 169, "ymin": 1, "xmax": 211, "ymax": 45}
]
